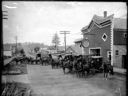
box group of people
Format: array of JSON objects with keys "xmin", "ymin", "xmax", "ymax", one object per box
[{"xmin": 48, "ymin": 54, "xmax": 114, "ymax": 79}]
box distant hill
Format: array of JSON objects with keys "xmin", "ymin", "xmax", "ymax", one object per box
[
  {"xmin": 21, "ymin": 42, "xmax": 49, "ymax": 55},
  {"xmin": 3, "ymin": 43, "xmax": 75, "ymax": 55}
]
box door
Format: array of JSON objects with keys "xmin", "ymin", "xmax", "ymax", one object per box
[
  {"xmin": 107, "ymin": 51, "xmax": 111, "ymax": 62},
  {"xmin": 122, "ymin": 55, "xmax": 127, "ymax": 69}
]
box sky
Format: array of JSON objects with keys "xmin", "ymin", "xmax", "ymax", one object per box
[{"xmin": 2, "ymin": 1, "xmax": 127, "ymax": 46}]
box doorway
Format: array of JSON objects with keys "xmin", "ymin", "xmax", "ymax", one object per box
[{"xmin": 122, "ymin": 55, "xmax": 127, "ymax": 69}]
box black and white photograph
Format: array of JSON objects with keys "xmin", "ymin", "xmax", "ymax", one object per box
[{"xmin": 2, "ymin": 1, "xmax": 127, "ymax": 96}]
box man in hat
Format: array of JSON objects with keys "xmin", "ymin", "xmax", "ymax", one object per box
[{"xmin": 103, "ymin": 61, "xmax": 109, "ymax": 80}]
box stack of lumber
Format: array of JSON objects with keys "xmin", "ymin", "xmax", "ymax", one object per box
[{"xmin": 2, "ymin": 82, "xmax": 31, "ymax": 96}]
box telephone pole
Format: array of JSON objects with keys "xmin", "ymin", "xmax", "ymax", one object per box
[
  {"xmin": 15, "ymin": 36, "xmax": 18, "ymax": 56},
  {"xmin": 60, "ymin": 31, "xmax": 70, "ymax": 54}
]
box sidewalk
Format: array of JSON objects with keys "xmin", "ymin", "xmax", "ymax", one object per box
[
  {"xmin": 2, "ymin": 74, "xmax": 30, "ymax": 84},
  {"xmin": 113, "ymin": 67, "xmax": 126, "ymax": 75}
]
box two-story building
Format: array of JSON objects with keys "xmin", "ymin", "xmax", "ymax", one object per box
[
  {"xmin": 113, "ymin": 18, "xmax": 127, "ymax": 68},
  {"xmin": 81, "ymin": 11, "xmax": 127, "ymax": 69}
]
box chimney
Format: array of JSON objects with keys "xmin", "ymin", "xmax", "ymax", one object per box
[{"xmin": 104, "ymin": 11, "xmax": 107, "ymax": 18}]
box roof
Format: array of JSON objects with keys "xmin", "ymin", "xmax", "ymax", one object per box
[
  {"xmin": 58, "ymin": 46, "xmax": 65, "ymax": 51},
  {"xmin": 91, "ymin": 56, "xmax": 103, "ymax": 58},
  {"xmin": 82, "ymin": 14, "xmax": 113, "ymax": 31},
  {"xmin": 66, "ymin": 45, "xmax": 82, "ymax": 55},
  {"xmin": 92, "ymin": 14, "xmax": 113, "ymax": 24},
  {"xmin": 4, "ymin": 56, "xmax": 16, "ymax": 66},
  {"xmin": 74, "ymin": 38, "xmax": 83, "ymax": 43},
  {"xmin": 81, "ymin": 25, "xmax": 88, "ymax": 31},
  {"xmin": 114, "ymin": 18, "xmax": 127, "ymax": 29},
  {"xmin": 81, "ymin": 14, "xmax": 127, "ymax": 32}
]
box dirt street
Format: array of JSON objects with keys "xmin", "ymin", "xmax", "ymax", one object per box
[{"xmin": 27, "ymin": 65, "xmax": 126, "ymax": 96}]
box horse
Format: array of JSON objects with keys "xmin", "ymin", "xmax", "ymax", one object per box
[
  {"xmin": 73, "ymin": 56, "xmax": 95, "ymax": 78},
  {"xmin": 41, "ymin": 57, "xmax": 49, "ymax": 66},
  {"xmin": 51, "ymin": 58, "xmax": 60, "ymax": 69},
  {"xmin": 62, "ymin": 59, "xmax": 73, "ymax": 74},
  {"xmin": 30, "ymin": 57, "xmax": 37, "ymax": 64}
]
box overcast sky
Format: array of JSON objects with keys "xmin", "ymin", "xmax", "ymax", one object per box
[{"xmin": 2, "ymin": 1, "xmax": 127, "ymax": 46}]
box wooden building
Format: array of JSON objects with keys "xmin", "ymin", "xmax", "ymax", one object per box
[
  {"xmin": 81, "ymin": 11, "xmax": 127, "ymax": 69},
  {"xmin": 113, "ymin": 18, "xmax": 127, "ymax": 68},
  {"xmin": 66, "ymin": 45, "xmax": 83, "ymax": 55}
]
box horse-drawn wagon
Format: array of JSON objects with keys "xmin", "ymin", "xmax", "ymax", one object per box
[
  {"xmin": 61, "ymin": 54, "xmax": 104, "ymax": 76},
  {"xmin": 89, "ymin": 56, "xmax": 103, "ymax": 73}
]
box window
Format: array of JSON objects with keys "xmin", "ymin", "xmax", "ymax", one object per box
[
  {"xmin": 90, "ymin": 48, "xmax": 101, "ymax": 56},
  {"xmin": 115, "ymin": 50, "xmax": 119, "ymax": 55},
  {"xmin": 107, "ymin": 51, "xmax": 111, "ymax": 61},
  {"xmin": 102, "ymin": 33, "xmax": 108, "ymax": 41},
  {"xmin": 123, "ymin": 33, "xmax": 127, "ymax": 38}
]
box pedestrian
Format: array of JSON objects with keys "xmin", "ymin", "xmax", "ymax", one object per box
[
  {"xmin": 108, "ymin": 64, "xmax": 114, "ymax": 77},
  {"xmin": 103, "ymin": 61, "xmax": 109, "ymax": 80},
  {"xmin": 49, "ymin": 54, "xmax": 52, "ymax": 65}
]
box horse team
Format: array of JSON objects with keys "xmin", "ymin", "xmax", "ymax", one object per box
[
  {"xmin": 11, "ymin": 54, "xmax": 114, "ymax": 78},
  {"xmin": 50, "ymin": 54, "xmax": 114, "ymax": 78}
]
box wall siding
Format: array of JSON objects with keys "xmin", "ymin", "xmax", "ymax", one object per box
[
  {"xmin": 113, "ymin": 45, "xmax": 126, "ymax": 68},
  {"xmin": 114, "ymin": 30, "xmax": 127, "ymax": 45},
  {"xmin": 83, "ymin": 24, "xmax": 111, "ymax": 61}
]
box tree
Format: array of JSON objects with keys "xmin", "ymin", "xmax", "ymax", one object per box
[{"xmin": 52, "ymin": 33, "xmax": 60, "ymax": 50}]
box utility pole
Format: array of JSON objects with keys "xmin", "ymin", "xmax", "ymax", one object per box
[
  {"xmin": 60, "ymin": 31, "xmax": 70, "ymax": 54},
  {"xmin": 15, "ymin": 36, "xmax": 18, "ymax": 56}
]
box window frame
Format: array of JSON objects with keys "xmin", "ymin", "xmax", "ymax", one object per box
[{"xmin": 115, "ymin": 50, "xmax": 119, "ymax": 55}]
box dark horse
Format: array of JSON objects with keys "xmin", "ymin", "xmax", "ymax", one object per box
[
  {"xmin": 62, "ymin": 59, "xmax": 73, "ymax": 74},
  {"xmin": 73, "ymin": 56, "xmax": 90, "ymax": 77},
  {"xmin": 51, "ymin": 58, "xmax": 60, "ymax": 69}
]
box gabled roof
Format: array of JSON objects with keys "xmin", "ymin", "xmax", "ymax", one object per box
[
  {"xmin": 92, "ymin": 14, "xmax": 114, "ymax": 24},
  {"xmin": 58, "ymin": 46, "xmax": 65, "ymax": 51},
  {"xmin": 81, "ymin": 25, "xmax": 88, "ymax": 32},
  {"xmin": 66, "ymin": 47, "xmax": 77, "ymax": 54},
  {"xmin": 66, "ymin": 45, "xmax": 82, "ymax": 55},
  {"xmin": 81, "ymin": 14, "xmax": 127, "ymax": 33},
  {"xmin": 82, "ymin": 14, "xmax": 113, "ymax": 32}
]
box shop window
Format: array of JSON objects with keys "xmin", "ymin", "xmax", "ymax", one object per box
[
  {"xmin": 115, "ymin": 50, "xmax": 119, "ymax": 55},
  {"xmin": 90, "ymin": 48, "xmax": 101, "ymax": 56}
]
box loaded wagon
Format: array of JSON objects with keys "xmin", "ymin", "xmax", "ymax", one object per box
[{"xmin": 89, "ymin": 56, "xmax": 103, "ymax": 73}]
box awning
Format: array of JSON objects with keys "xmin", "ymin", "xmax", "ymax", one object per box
[
  {"xmin": 91, "ymin": 56, "xmax": 103, "ymax": 58},
  {"xmin": 74, "ymin": 38, "xmax": 84, "ymax": 43}
]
